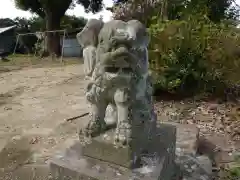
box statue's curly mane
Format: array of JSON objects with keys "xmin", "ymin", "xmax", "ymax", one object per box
[{"xmin": 98, "ymin": 20, "xmax": 127, "ymax": 43}]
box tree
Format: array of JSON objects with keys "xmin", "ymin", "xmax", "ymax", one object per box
[
  {"xmin": 25, "ymin": 15, "xmax": 87, "ymax": 32},
  {"xmin": 61, "ymin": 15, "xmax": 87, "ymax": 30},
  {"xmin": 0, "ymin": 18, "xmax": 16, "ymax": 27},
  {"xmin": 111, "ymin": 0, "xmax": 161, "ymax": 26},
  {"xmin": 0, "ymin": 17, "xmax": 41, "ymax": 33},
  {"xmin": 182, "ymin": 0, "xmax": 237, "ymax": 22},
  {"xmin": 14, "ymin": 0, "xmax": 103, "ymax": 56},
  {"xmin": 28, "ymin": 16, "xmax": 45, "ymax": 32},
  {"xmin": 112, "ymin": 0, "xmax": 239, "ymax": 24},
  {"xmin": 14, "ymin": 17, "xmax": 31, "ymax": 32}
]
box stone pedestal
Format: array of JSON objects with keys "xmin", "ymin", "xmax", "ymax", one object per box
[{"xmin": 49, "ymin": 124, "xmax": 176, "ymax": 180}]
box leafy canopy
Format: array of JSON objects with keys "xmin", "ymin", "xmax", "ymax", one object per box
[
  {"xmin": 14, "ymin": 0, "xmax": 104, "ymax": 18},
  {"xmin": 14, "ymin": 0, "xmax": 103, "ymax": 55},
  {"xmin": 113, "ymin": 0, "xmax": 239, "ymax": 23}
]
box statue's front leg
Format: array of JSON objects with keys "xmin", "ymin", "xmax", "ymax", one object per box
[
  {"xmin": 84, "ymin": 84, "xmax": 108, "ymax": 138},
  {"xmin": 114, "ymin": 88, "xmax": 131, "ymax": 146},
  {"xmin": 85, "ymin": 101, "xmax": 107, "ymax": 137}
]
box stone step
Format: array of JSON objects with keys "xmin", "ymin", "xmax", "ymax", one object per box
[
  {"xmin": 0, "ymin": 121, "xmax": 200, "ymax": 179},
  {"xmin": 164, "ymin": 122, "xmax": 200, "ymax": 155},
  {"xmin": 49, "ymin": 124, "xmax": 177, "ymax": 180}
]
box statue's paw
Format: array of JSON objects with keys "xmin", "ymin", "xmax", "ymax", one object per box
[
  {"xmin": 78, "ymin": 129, "xmax": 92, "ymax": 145},
  {"xmin": 114, "ymin": 129, "xmax": 131, "ymax": 147},
  {"xmin": 84, "ymin": 120, "xmax": 107, "ymax": 138},
  {"xmin": 114, "ymin": 122, "xmax": 132, "ymax": 147},
  {"xmin": 86, "ymin": 94, "xmax": 94, "ymax": 103},
  {"xmin": 114, "ymin": 135, "xmax": 128, "ymax": 147}
]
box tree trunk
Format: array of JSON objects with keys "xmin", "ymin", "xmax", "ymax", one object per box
[
  {"xmin": 45, "ymin": 12, "xmax": 61, "ymax": 57},
  {"xmin": 160, "ymin": 0, "xmax": 168, "ymax": 21}
]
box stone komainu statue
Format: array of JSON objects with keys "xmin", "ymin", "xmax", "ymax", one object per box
[{"xmin": 77, "ymin": 19, "xmax": 156, "ymax": 147}]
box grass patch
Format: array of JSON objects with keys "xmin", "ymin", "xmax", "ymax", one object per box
[{"xmin": 0, "ymin": 54, "xmax": 83, "ymax": 73}]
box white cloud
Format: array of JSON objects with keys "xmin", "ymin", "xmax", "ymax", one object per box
[
  {"xmin": 0, "ymin": 0, "xmax": 32, "ymax": 19},
  {"xmin": 67, "ymin": 0, "xmax": 113, "ymax": 22},
  {"xmin": 236, "ymin": 0, "xmax": 240, "ymax": 6},
  {"xmin": 0, "ymin": 0, "xmax": 113, "ymax": 22}
]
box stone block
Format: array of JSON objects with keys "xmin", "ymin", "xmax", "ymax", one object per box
[
  {"xmin": 81, "ymin": 125, "xmax": 155, "ymax": 169},
  {"xmin": 0, "ymin": 136, "xmax": 33, "ymax": 171},
  {"xmin": 176, "ymin": 155, "xmax": 212, "ymax": 180},
  {"xmin": 49, "ymin": 124, "xmax": 176, "ymax": 180},
  {"xmin": 170, "ymin": 123, "xmax": 200, "ymax": 155},
  {"xmin": 81, "ymin": 129, "xmax": 137, "ymax": 168},
  {"xmin": 0, "ymin": 164, "xmax": 50, "ymax": 180}
]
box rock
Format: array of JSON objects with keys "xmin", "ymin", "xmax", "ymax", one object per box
[
  {"xmin": 196, "ymin": 156, "xmax": 212, "ymax": 175},
  {"xmin": 0, "ymin": 136, "xmax": 33, "ymax": 171},
  {"xmin": 208, "ymin": 104, "xmax": 219, "ymax": 111},
  {"xmin": 171, "ymin": 123, "xmax": 200, "ymax": 155},
  {"xmin": 176, "ymin": 155, "xmax": 212, "ymax": 180}
]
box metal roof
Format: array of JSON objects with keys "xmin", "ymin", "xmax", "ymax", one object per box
[{"xmin": 0, "ymin": 25, "xmax": 16, "ymax": 34}]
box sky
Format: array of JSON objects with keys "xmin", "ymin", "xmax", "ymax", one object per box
[
  {"xmin": 0, "ymin": 0, "xmax": 114, "ymax": 22},
  {"xmin": 0, "ymin": 0, "xmax": 240, "ymax": 22}
]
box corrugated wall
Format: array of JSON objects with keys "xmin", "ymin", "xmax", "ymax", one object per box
[
  {"xmin": 0, "ymin": 29, "xmax": 15, "ymax": 53},
  {"xmin": 61, "ymin": 38, "xmax": 83, "ymax": 57}
]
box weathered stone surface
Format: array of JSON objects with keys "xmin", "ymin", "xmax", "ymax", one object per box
[
  {"xmin": 176, "ymin": 154, "xmax": 212, "ymax": 180},
  {"xmin": 176, "ymin": 124, "xmax": 199, "ymax": 155},
  {"xmin": 49, "ymin": 124, "xmax": 176, "ymax": 180},
  {"xmin": 82, "ymin": 124, "xmax": 175, "ymax": 168},
  {"xmin": 0, "ymin": 136, "xmax": 33, "ymax": 172},
  {"xmin": 0, "ymin": 164, "xmax": 50, "ymax": 180},
  {"xmin": 165, "ymin": 123, "xmax": 200, "ymax": 155},
  {"xmin": 81, "ymin": 129, "xmax": 138, "ymax": 168}
]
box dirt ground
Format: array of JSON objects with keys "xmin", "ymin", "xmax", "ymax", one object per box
[
  {"xmin": 0, "ymin": 62, "xmax": 91, "ymax": 169},
  {"xmin": 0, "ymin": 64, "xmax": 87, "ymax": 133}
]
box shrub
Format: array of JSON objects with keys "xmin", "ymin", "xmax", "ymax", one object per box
[
  {"xmin": 224, "ymin": 154, "xmax": 240, "ymax": 180},
  {"xmin": 148, "ymin": 15, "xmax": 240, "ymax": 96}
]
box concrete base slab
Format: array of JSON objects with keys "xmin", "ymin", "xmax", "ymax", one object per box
[
  {"xmin": 81, "ymin": 129, "xmax": 137, "ymax": 168},
  {"xmin": 0, "ymin": 164, "xmax": 50, "ymax": 180},
  {"xmin": 175, "ymin": 123, "xmax": 200, "ymax": 155},
  {"xmin": 49, "ymin": 124, "xmax": 177, "ymax": 180}
]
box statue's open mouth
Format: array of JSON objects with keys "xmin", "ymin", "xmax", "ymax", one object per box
[
  {"xmin": 104, "ymin": 54, "xmax": 133, "ymax": 74},
  {"xmin": 104, "ymin": 67, "xmax": 132, "ymax": 74}
]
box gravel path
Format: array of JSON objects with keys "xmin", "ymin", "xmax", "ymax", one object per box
[{"xmin": 155, "ymin": 99, "xmax": 240, "ymax": 151}]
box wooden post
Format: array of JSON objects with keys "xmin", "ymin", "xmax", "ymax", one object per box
[
  {"xmin": 13, "ymin": 34, "xmax": 20, "ymax": 56},
  {"xmin": 34, "ymin": 34, "xmax": 41, "ymax": 58},
  {"xmin": 60, "ymin": 29, "xmax": 66, "ymax": 63}
]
